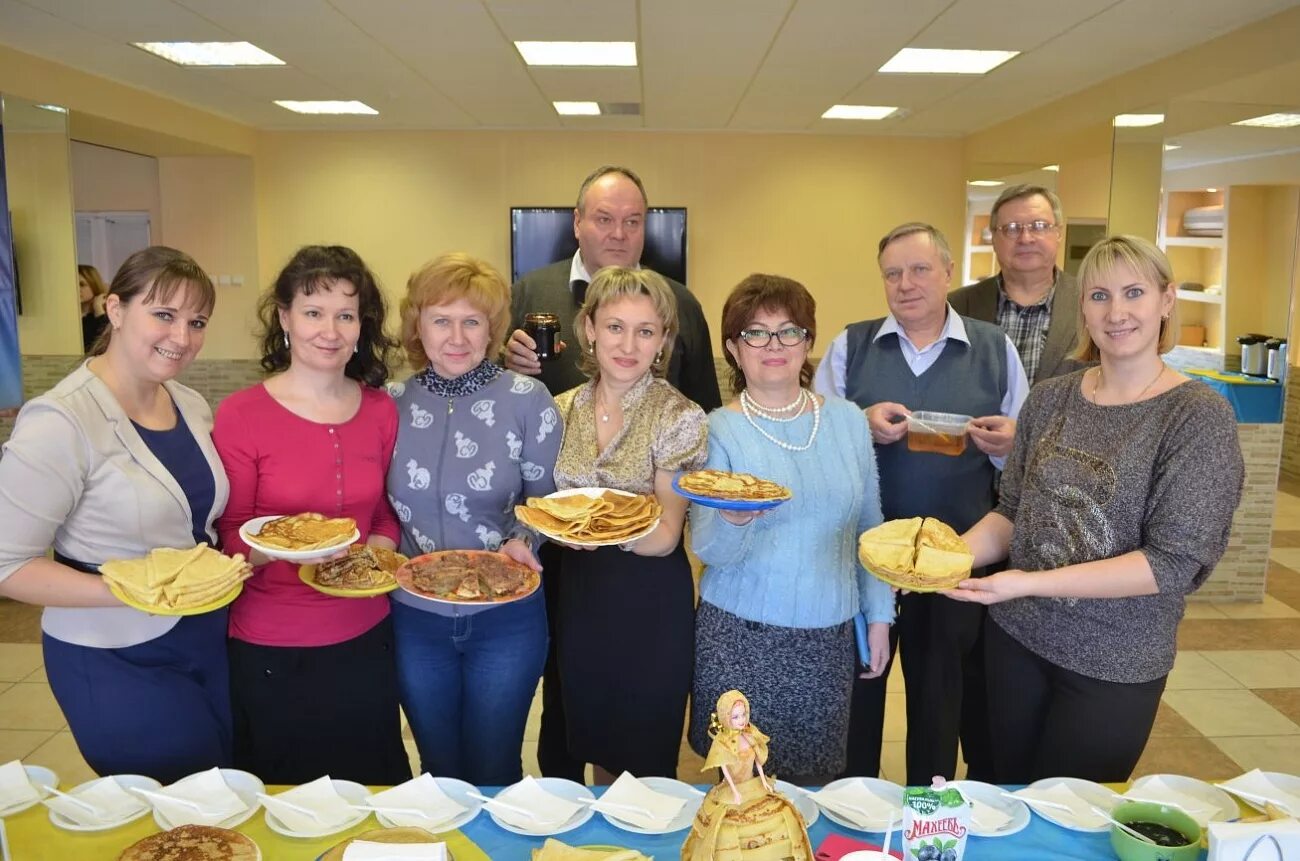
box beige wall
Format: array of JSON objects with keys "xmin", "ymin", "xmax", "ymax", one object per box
[
  {"xmin": 1108, "ymin": 141, "xmax": 1163, "ymax": 241},
  {"xmin": 254, "ymin": 130, "xmax": 966, "ymax": 360},
  {"xmin": 70, "ymin": 142, "xmax": 162, "ymax": 232}
]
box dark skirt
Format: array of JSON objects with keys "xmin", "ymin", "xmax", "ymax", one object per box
[
  {"xmin": 688, "ymin": 601, "xmax": 855, "ymax": 785},
  {"xmin": 557, "ymin": 543, "xmax": 694, "ymax": 776}
]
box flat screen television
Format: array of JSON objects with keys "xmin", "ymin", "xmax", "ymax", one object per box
[{"xmin": 510, "ymin": 206, "xmax": 688, "ymax": 286}]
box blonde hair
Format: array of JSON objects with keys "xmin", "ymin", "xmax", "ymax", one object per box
[
  {"xmin": 399, "ymin": 253, "xmax": 511, "ymax": 370},
  {"xmin": 1072, "ymin": 235, "xmax": 1179, "ymax": 362},
  {"xmin": 573, "ymin": 267, "xmax": 678, "ymax": 379}
]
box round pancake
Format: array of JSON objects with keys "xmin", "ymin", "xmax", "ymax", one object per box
[{"xmin": 118, "ymin": 825, "xmax": 258, "ymax": 861}]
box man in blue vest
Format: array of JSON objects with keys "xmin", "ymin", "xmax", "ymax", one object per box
[{"xmin": 815, "ymin": 222, "xmax": 1028, "ymax": 784}]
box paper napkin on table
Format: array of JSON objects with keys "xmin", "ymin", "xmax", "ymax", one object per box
[
  {"xmin": 42, "ymin": 777, "xmax": 147, "ymax": 827},
  {"xmin": 532, "ymin": 839, "xmax": 651, "ymax": 861},
  {"xmin": 1207, "ymin": 820, "xmax": 1300, "ymax": 861},
  {"xmin": 343, "ymin": 840, "xmax": 448, "ymax": 861},
  {"xmin": 0, "ymin": 760, "xmax": 41, "ymax": 811},
  {"xmin": 140, "ymin": 767, "xmax": 249, "ymax": 827},
  {"xmin": 809, "ymin": 780, "xmax": 899, "ymax": 829},
  {"xmin": 1016, "ymin": 783, "xmax": 1110, "ymax": 829},
  {"xmin": 490, "ymin": 776, "xmax": 584, "ymax": 830},
  {"xmin": 260, "ymin": 776, "xmax": 357, "ymax": 832},
  {"xmin": 589, "ymin": 772, "xmax": 687, "ymax": 830},
  {"xmin": 1218, "ymin": 770, "xmax": 1300, "ymax": 816},
  {"xmin": 366, "ymin": 773, "xmax": 466, "ymax": 829},
  {"xmin": 1125, "ymin": 776, "xmax": 1221, "ymax": 827},
  {"xmin": 969, "ymin": 798, "xmax": 1014, "ymax": 831}
]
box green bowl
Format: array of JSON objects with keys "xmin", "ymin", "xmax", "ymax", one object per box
[{"xmin": 1109, "ymin": 801, "xmax": 1202, "ymax": 861}]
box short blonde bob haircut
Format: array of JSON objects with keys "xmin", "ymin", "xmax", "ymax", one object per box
[
  {"xmin": 400, "ymin": 252, "xmax": 511, "ymax": 371},
  {"xmin": 1072, "ymin": 234, "xmax": 1179, "ymax": 362},
  {"xmin": 574, "ymin": 267, "xmax": 679, "ymax": 380}
]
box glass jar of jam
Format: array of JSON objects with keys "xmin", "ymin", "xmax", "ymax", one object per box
[{"xmin": 524, "ymin": 313, "xmax": 561, "ymax": 361}]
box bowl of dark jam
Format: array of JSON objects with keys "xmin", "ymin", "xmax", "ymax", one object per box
[{"xmin": 1109, "ymin": 801, "xmax": 1202, "ymax": 861}]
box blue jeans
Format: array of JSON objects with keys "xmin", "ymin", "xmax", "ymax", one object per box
[{"xmin": 390, "ymin": 593, "xmax": 547, "ymax": 785}]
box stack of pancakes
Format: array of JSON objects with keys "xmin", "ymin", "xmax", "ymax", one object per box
[
  {"xmin": 254, "ymin": 513, "xmax": 356, "ymax": 552},
  {"xmin": 515, "ymin": 491, "xmax": 661, "ymax": 543},
  {"xmin": 313, "ymin": 544, "xmax": 407, "ymax": 591},
  {"xmin": 677, "ymin": 469, "xmax": 791, "ymax": 502},
  {"xmin": 118, "ymin": 825, "xmax": 258, "ymax": 860},
  {"xmin": 101, "ymin": 544, "xmax": 252, "ymax": 611},
  {"xmin": 857, "ymin": 517, "xmax": 974, "ymax": 591},
  {"xmin": 402, "ymin": 550, "xmax": 538, "ymax": 602}
]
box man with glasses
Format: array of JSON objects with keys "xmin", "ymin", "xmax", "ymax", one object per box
[
  {"xmin": 949, "ymin": 184, "xmax": 1081, "ymax": 386},
  {"xmin": 815, "ymin": 223, "xmax": 1027, "ymax": 784}
]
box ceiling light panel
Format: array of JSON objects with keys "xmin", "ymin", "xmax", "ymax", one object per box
[
  {"xmin": 968, "ymin": 180, "xmax": 1004, "ymax": 187},
  {"xmin": 274, "ymin": 100, "xmax": 378, "ymax": 115},
  {"xmin": 822, "ymin": 105, "xmax": 898, "ymax": 120},
  {"xmin": 1232, "ymin": 113, "xmax": 1300, "ymax": 128},
  {"xmin": 515, "ymin": 41, "xmax": 637, "ymax": 66},
  {"xmin": 878, "ymin": 48, "xmax": 1018, "ymax": 75},
  {"xmin": 1113, "ymin": 113, "xmax": 1164, "ymax": 127},
  {"xmin": 133, "ymin": 41, "xmax": 285, "ymax": 67},
  {"xmin": 553, "ymin": 101, "xmax": 601, "ymax": 115}
]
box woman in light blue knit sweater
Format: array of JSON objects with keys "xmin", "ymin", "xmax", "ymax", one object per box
[{"xmin": 688, "ymin": 274, "xmax": 894, "ymax": 784}]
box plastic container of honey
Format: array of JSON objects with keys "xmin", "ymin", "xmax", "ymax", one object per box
[{"xmin": 906, "ymin": 411, "xmax": 972, "ymax": 457}]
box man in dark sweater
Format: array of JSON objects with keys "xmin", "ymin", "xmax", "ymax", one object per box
[
  {"xmin": 504, "ymin": 166, "xmax": 720, "ymax": 780},
  {"xmin": 815, "ymin": 223, "xmax": 1028, "ymax": 785}
]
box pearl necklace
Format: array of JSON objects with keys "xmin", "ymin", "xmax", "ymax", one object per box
[
  {"xmin": 740, "ymin": 388, "xmax": 821, "ymax": 451},
  {"xmin": 740, "ymin": 388, "xmax": 809, "ymax": 423}
]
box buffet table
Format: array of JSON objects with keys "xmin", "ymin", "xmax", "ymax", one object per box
[{"xmin": 5, "ymin": 784, "xmax": 1212, "ymax": 861}]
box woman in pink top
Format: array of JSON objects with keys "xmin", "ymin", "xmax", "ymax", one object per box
[{"xmin": 213, "ymin": 245, "xmax": 410, "ymax": 785}]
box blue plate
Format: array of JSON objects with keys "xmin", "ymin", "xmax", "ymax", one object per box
[{"xmin": 672, "ymin": 473, "xmax": 790, "ymax": 512}]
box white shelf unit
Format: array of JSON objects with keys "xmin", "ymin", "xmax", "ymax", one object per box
[{"xmin": 1158, "ymin": 189, "xmax": 1226, "ymax": 351}]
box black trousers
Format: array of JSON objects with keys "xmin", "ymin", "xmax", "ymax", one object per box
[
  {"xmin": 986, "ymin": 618, "xmax": 1165, "ymax": 783},
  {"xmin": 536, "ymin": 542, "xmax": 585, "ymax": 781},
  {"xmin": 228, "ymin": 617, "xmax": 411, "ymax": 786},
  {"xmin": 897, "ymin": 591, "xmax": 994, "ymax": 785},
  {"xmin": 842, "ymin": 621, "xmax": 899, "ymax": 778}
]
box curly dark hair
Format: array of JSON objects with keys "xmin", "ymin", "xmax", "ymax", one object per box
[{"xmin": 257, "ymin": 245, "xmax": 398, "ymax": 388}]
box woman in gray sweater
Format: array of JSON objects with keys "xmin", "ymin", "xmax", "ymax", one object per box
[
  {"xmin": 944, "ymin": 235, "xmax": 1244, "ymax": 783},
  {"xmin": 387, "ymin": 253, "xmax": 562, "ymax": 785}
]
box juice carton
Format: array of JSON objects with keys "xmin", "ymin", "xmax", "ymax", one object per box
[{"xmin": 902, "ymin": 784, "xmax": 970, "ymax": 861}]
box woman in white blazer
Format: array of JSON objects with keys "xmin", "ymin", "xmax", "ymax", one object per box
[{"xmin": 0, "ymin": 247, "xmax": 233, "ymax": 783}]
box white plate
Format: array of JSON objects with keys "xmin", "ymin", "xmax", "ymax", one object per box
[
  {"xmin": 1219, "ymin": 771, "xmax": 1300, "ymax": 814},
  {"xmin": 153, "ymin": 769, "xmax": 265, "ymax": 831},
  {"xmin": 487, "ymin": 777, "xmax": 595, "ymax": 836},
  {"xmin": 949, "ymin": 780, "xmax": 1030, "ymax": 838},
  {"xmin": 0, "ymin": 765, "xmax": 58, "ymax": 817},
  {"xmin": 775, "ymin": 780, "xmax": 819, "ymax": 828},
  {"xmin": 812, "ymin": 777, "xmax": 903, "ymax": 832},
  {"xmin": 265, "ymin": 779, "xmax": 369, "ymax": 839},
  {"xmin": 375, "ymin": 776, "xmax": 483, "ymax": 831},
  {"xmin": 595, "ymin": 776, "xmax": 704, "ymax": 835},
  {"xmin": 535, "ymin": 489, "xmax": 661, "ymax": 548},
  {"xmin": 239, "ymin": 515, "xmax": 359, "ymax": 562},
  {"xmin": 1015, "ymin": 778, "xmax": 1119, "ymax": 833},
  {"xmin": 1125, "ymin": 774, "xmax": 1239, "ymax": 825},
  {"xmin": 48, "ymin": 774, "xmax": 159, "ymax": 832}
]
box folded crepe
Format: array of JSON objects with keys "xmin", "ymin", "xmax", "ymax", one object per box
[{"xmin": 858, "ymin": 517, "xmax": 972, "ymax": 591}]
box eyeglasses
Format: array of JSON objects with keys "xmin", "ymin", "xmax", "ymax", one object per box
[
  {"xmin": 994, "ymin": 220, "xmax": 1059, "ymax": 239},
  {"xmin": 737, "ymin": 327, "xmax": 809, "ymax": 348}
]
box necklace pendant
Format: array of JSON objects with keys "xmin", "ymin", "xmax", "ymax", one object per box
[{"xmin": 601, "ymin": 413, "xmax": 609, "ymax": 422}]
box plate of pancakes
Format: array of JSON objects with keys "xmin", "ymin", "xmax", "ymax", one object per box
[
  {"xmin": 300, "ymin": 544, "xmax": 407, "ymax": 598},
  {"xmin": 673, "ymin": 469, "xmax": 792, "ymax": 511},
  {"xmin": 857, "ymin": 517, "xmax": 974, "ymax": 592},
  {"xmin": 118, "ymin": 824, "xmax": 259, "ymax": 860},
  {"xmin": 102, "ymin": 544, "xmax": 253, "ymax": 616},
  {"xmin": 396, "ymin": 550, "xmax": 541, "ymax": 605},
  {"xmin": 514, "ymin": 488, "xmax": 662, "ymax": 547},
  {"xmin": 240, "ymin": 513, "xmax": 359, "ymax": 562}
]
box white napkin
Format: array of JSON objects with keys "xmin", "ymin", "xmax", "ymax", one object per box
[
  {"xmin": 261, "ymin": 776, "xmax": 358, "ymax": 832},
  {"xmin": 1125, "ymin": 777, "xmax": 1222, "ymax": 827},
  {"xmin": 970, "ymin": 799, "xmax": 1014, "ymax": 831},
  {"xmin": 366, "ymin": 774, "xmax": 467, "ymax": 828},
  {"xmin": 1207, "ymin": 819, "xmax": 1300, "ymax": 861},
  {"xmin": 142, "ymin": 767, "xmax": 249, "ymax": 826},
  {"xmin": 490, "ymin": 777, "xmax": 584, "ymax": 830},
  {"xmin": 1016, "ymin": 783, "xmax": 1110, "ymax": 829},
  {"xmin": 0, "ymin": 761, "xmax": 41, "ymax": 811},
  {"xmin": 1219, "ymin": 770, "xmax": 1300, "ymax": 816},
  {"xmin": 590, "ymin": 772, "xmax": 687, "ymax": 829},
  {"xmin": 343, "ymin": 841, "xmax": 448, "ymax": 861},
  {"xmin": 809, "ymin": 780, "xmax": 899, "ymax": 829},
  {"xmin": 43, "ymin": 777, "xmax": 147, "ymax": 826}
]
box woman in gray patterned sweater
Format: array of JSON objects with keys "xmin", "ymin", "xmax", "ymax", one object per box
[
  {"xmin": 386, "ymin": 253, "xmax": 562, "ymax": 785},
  {"xmin": 944, "ymin": 235, "xmax": 1243, "ymax": 783}
]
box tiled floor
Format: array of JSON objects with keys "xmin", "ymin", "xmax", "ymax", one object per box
[{"xmin": 4, "ymin": 484, "xmax": 1300, "ymax": 789}]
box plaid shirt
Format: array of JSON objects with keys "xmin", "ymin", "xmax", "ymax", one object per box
[{"xmin": 996, "ymin": 273, "xmax": 1057, "ymax": 384}]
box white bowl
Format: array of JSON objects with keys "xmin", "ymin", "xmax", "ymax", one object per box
[
  {"xmin": 152, "ymin": 768, "xmax": 264, "ymax": 831},
  {"xmin": 0, "ymin": 765, "xmax": 58, "ymax": 817},
  {"xmin": 240, "ymin": 515, "xmax": 359, "ymax": 562},
  {"xmin": 811, "ymin": 776, "xmax": 903, "ymax": 832},
  {"xmin": 48, "ymin": 774, "xmax": 159, "ymax": 832},
  {"xmin": 949, "ymin": 779, "xmax": 1030, "ymax": 838},
  {"xmin": 264, "ymin": 779, "xmax": 369, "ymax": 839},
  {"xmin": 595, "ymin": 776, "xmax": 704, "ymax": 835},
  {"xmin": 487, "ymin": 777, "xmax": 595, "ymax": 836},
  {"xmin": 374, "ymin": 776, "xmax": 482, "ymax": 831},
  {"xmin": 1016, "ymin": 778, "xmax": 1118, "ymax": 833},
  {"xmin": 1125, "ymin": 774, "xmax": 1239, "ymax": 826}
]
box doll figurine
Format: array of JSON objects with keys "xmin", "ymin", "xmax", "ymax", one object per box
[{"xmin": 681, "ymin": 691, "xmax": 813, "ymax": 861}]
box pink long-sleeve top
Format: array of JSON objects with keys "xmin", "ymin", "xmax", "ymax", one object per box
[{"xmin": 213, "ymin": 383, "xmax": 400, "ymax": 646}]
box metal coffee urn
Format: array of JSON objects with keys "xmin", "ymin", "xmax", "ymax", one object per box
[
  {"xmin": 1239, "ymin": 334, "xmax": 1270, "ymax": 377},
  {"xmin": 1267, "ymin": 338, "xmax": 1289, "ymax": 383}
]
